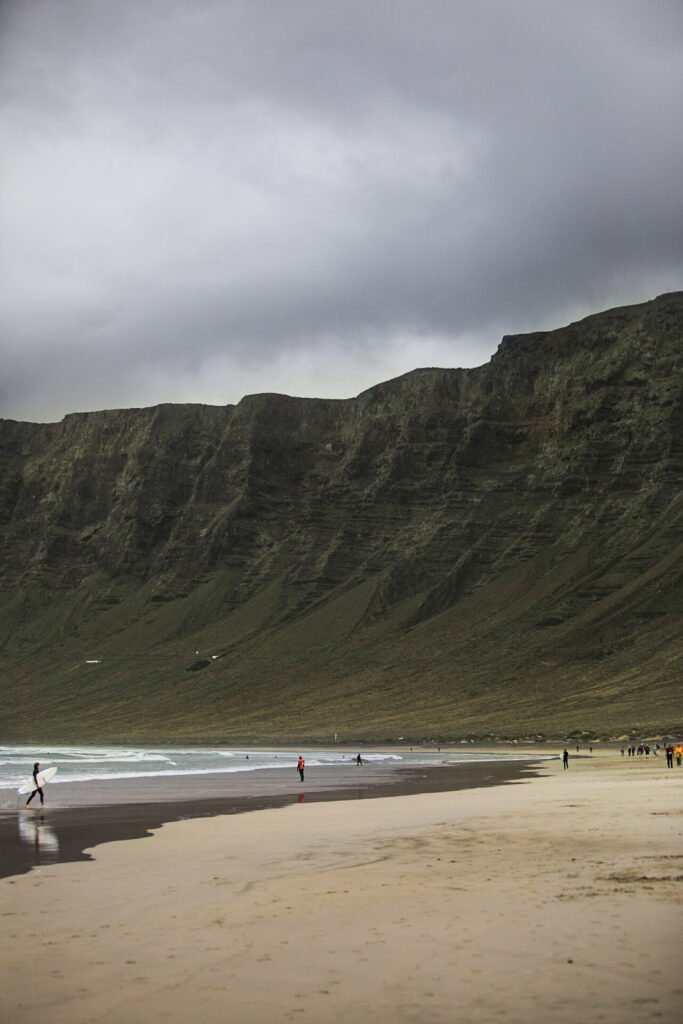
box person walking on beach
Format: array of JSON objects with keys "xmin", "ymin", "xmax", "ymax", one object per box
[
  {"xmin": 562, "ymin": 749, "xmax": 569, "ymax": 770},
  {"xmin": 356, "ymin": 753, "xmax": 363, "ymax": 766},
  {"xmin": 297, "ymin": 755, "xmax": 305, "ymax": 782},
  {"xmin": 25, "ymin": 762, "xmax": 44, "ymax": 808}
]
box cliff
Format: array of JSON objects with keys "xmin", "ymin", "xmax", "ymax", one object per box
[{"xmin": 1, "ymin": 292, "xmax": 681, "ymax": 742}]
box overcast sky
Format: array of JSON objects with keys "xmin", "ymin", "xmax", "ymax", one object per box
[{"xmin": 1, "ymin": 0, "xmax": 681, "ymax": 423}]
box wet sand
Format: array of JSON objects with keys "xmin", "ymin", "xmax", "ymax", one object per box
[{"xmin": 0, "ymin": 757, "xmax": 538, "ymax": 880}]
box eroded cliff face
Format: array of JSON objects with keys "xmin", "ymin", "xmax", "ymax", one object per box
[{"xmin": 1, "ymin": 293, "xmax": 681, "ymax": 741}]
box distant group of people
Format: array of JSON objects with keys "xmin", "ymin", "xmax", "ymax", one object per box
[
  {"xmin": 562, "ymin": 743, "xmax": 683, "ymax": 770},
  {"xmin": 626, "ymin": 743, "xmax": 657, "ymax": 756},
  {"xmin": 624, "ymin": 743, "xmax": 670, "ymax": 757},
  {"xmin": 620, "ymin": 743, "xmax": 681, "ymax": 765}
]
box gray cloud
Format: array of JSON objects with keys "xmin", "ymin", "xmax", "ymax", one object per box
[{"xmin": 1, "ymin": 0, "xmax": 681, "ymax": 421}]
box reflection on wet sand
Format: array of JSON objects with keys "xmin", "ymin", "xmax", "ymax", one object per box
[{"xmin": 18, "ymin": 815, "xmax": 59, "ymax": 862}]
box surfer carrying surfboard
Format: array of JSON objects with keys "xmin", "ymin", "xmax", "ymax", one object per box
[{"xmin": 25, "ymin": 762, "xmax": 44, "ymax": 807}]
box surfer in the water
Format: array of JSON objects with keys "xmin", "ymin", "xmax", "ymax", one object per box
[
  {"xmin": 297, "ymin": 755, "xmax": 305, "ymax": 782},
  {"xmin": 25, "ymin": 762, "xmax": 44, "ymax": 807}
]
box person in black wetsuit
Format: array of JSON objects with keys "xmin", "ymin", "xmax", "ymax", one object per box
[{"xmin": 25, "ymin": 762, "xmax": 44, "ymax": 807}]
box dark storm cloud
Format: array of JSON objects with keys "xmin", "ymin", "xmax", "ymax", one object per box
[{"xmin": 1, "ymin": 0, "xmax": 681, "ymax": 421}]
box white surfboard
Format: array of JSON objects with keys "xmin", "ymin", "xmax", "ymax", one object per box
[{"xmin": 18, "ymin": 766, "xmax": 58, "ymax": 795}]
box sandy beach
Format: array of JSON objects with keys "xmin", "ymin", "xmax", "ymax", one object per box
[{"xmin": 1, "ymin": 752, "xmax": 681, "ymax": 1023}]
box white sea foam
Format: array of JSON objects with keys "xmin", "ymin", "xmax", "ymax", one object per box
[{"xmin": 0, "ymin": 744, "xmax": 537, "ymax": 791}]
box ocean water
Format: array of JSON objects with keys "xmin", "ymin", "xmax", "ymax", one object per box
[{"xmin": 0, "ymin": 744, "xmax": 532, "ymax": 793}]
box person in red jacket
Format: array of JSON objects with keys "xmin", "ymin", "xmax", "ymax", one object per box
[{"xmin": 297, "ymin": 756, "xmax": 305, "ymax": 782}]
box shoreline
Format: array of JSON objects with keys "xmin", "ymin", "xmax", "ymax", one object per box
[{"xmin": 0, "ymin": 756, "xmax": 541, "ymax": 881}]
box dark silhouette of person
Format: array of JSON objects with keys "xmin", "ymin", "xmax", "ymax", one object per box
[
  {"xmin": 297, "ymin": 756, "xmax": 305, "ymax": 782},
  {"xmin": 356, "ymin": 753, "xmax": 363, "ymax": 766},
  {"xmin": 665, "ymin": 745, "xmax": 674, "ymax": 768},
  {"xmin": 25, "ymin": 762, "xmax": 44, "ymax": 807},
  {"xmin": 562, "ymin": 749, "xmax": 569, "ymax": 770}
]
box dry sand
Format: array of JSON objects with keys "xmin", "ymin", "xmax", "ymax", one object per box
[{"xmin": 1, "ymin": 753, "xmax": 681, "ymax": 1023}]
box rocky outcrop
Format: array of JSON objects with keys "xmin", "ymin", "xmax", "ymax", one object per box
[{"xmin": 1, "ymin": 293, "xmax": 681, "ymax": 742}]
